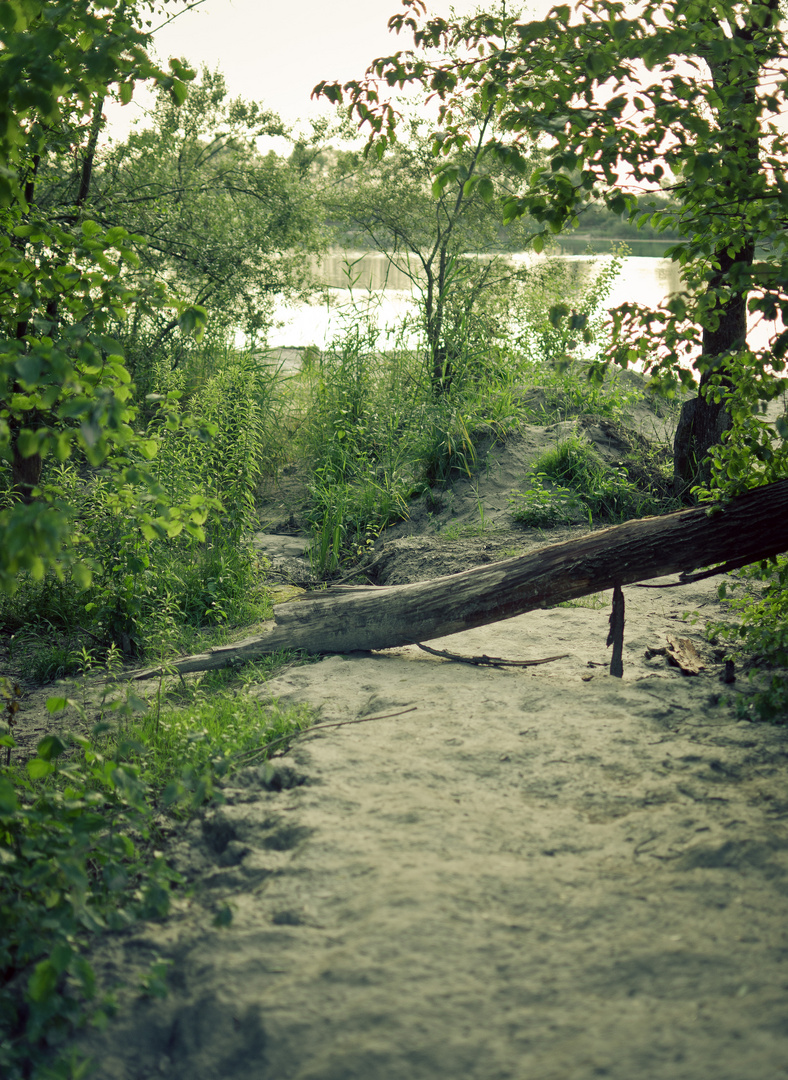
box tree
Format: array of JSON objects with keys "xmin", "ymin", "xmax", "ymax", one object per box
[
  {"xmin": 318, "ymin": 0, "xmax": 788, "ymax": 495},
  {"xmin": 0, "ymin": 1, "xmax": 208, "ymax": 594},
  {"xmin": 90, "ymin": 67, "xmax": 324, "ymax": 355},
  {"xmin": 323, "ymin": 108, "xmax": 536, "ymax": 391}
]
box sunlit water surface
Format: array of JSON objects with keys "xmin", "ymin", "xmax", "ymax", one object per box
[{"xmin": 264, "ymin": 250, "xmax": 779, "ymax": 357}]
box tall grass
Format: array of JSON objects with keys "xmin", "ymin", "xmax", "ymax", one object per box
[
  {"xmin": 1, "ymin": 346, "xmax": 279, "ymax": 664},
  {"xmin": 293, "ymin": 264, "xmax": 651, "ymax": 571}
]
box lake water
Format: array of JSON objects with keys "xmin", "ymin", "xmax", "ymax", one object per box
[{"xmin": 267, "ymin": 249, "xmax": 777, "ymax": 354}]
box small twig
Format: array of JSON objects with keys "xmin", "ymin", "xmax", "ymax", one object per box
[
  {"xmin": 416, "ymin": 643, "xmax": 569, "ymax": 668},
  {"xmin": 235, "ymin": 706, "xmax": 418, "ymax": 763},
  {"xmin": 77, "ymin": 624, "xmax": 106, "ymax": 646}
]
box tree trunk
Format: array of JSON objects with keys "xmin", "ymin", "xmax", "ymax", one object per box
[
  {"xmin": 673, "ymin": 245, "xmax": 753, "ymax": 497},
  {"xmin": 129, "ymin": 479, "xmax": 788, "ymax": 679},
  {"xmin": 673, "ymin": 11, "xmax": 763, "ymax": 498}
]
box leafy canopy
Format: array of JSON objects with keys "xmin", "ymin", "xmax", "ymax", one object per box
[{"xmin": 94, "ymin": 67, "xmax": 323, "ymax": 349}]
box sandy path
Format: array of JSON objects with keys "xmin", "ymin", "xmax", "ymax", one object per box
[{"xmin": 74, "ymin": 574, "xmax": 788, "ymax": 1080}]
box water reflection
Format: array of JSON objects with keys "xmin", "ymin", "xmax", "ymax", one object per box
[{"xmin": 270, "ymin": 250, "xmax": 772, "ymax": 352}]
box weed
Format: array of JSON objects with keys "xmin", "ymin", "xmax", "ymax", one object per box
[
  {"xmin": 557, "ymin": 593, "xmax": 607, "ymax": 610},
  {"xmin": 706, "ymin": 558, "xmax": 788, "ymax": 722},
  {"xmin": 508, "ymin": 475, "xmax": 582, "ymax": 528},
  {"xmin": 532, "ymin": 437, "xmax": 668, "ymax": 523},
  {"xmin": 440, "ymin": 518, "xmax": 495, "ymax": 541},
  {"xmin": 0, "ymin": 650, "xmax": 317, "ymax": 1078}
]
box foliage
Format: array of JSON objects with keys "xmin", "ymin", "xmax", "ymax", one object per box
[
  {"xmin": 297, "ymin": 245, "xmax": 661, "ymax": 569},
  {"xmin": 514, "ymin": 247, "xmax": 626, "ymax": 373},
  {"xmin": 508, "ymin": 474, "xmax": 580, "ymax": 527},
  {"xmin": 323, "ymin": 103, "xmax": 537, "ymax": 390},
  {"xmin": 0, "ymin": 0, "xmax": 210, "ymax": 594},
  {"xmin": 0, "ymin": 661, "xmax": 314, "ymax": 1078},
  {"xmin": 510, "ymin": 435, "xmax": 672, "ymax": 526},
  {"xmin": 94, "ymin": 67, "xmax": 324, "ymax": 354},
  {"xmin": 1, "ymin": 347, "xmax": 277, "ymax": 658},
  {"xmin": 322, "ymin": 0, "xmax": 788, "ymax": 485},
  {"xmin": 300, "ymin": 317, "xmax": 411, "ymax": 571},
  {"xmin": 708, "ymin": 558, "xmax": 788, "ymax": 722},
  {"xmin": 693, "ymin": 357, "xmax": 788, "ymax": 502}
]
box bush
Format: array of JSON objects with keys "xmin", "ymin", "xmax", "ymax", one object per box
[
  {"xmin": 1, "ymin": 347, "xmax": 277, "ymax": 663},
  {"xmin": 0, "ymin": 664, "xmax": 314, "ymax": 1078},
  {"xmin": 510, "ymin": 436, "xmax": 669, "ymax": 527},
  {"xmin": 707, "ymin": 558, "xmax": 788, "ymax": 723}
]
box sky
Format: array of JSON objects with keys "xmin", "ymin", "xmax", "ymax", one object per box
[{"xmin": 106, "ymin": 0, "xmax": 558, "ymax": 140}]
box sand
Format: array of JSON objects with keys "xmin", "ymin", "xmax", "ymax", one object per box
[{"xmin": 72, "ymin": 573, "xmax": 788, "ymax": 1080}]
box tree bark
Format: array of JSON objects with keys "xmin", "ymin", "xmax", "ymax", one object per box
[
  {"xmin": 673, "ymin": 244, "xmax": 753, "ymax": 497},
  {"xmin": 128, "ymin": 479, "xmax": 788, "ymax": 680}
]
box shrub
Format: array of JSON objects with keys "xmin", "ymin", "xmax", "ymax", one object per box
[
  {"xmin": 707, "ymin": 558, "xmax": 788, "ymax": 723},
  {"xmin": 508, "ymin": 436, "xmax": 669, "ymax": 528},
  {"xmin": 0, "ymin": 665, "xmax": 314, "ymax": 1077}
]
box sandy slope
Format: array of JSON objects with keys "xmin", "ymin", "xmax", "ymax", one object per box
[{"xmin": 75, "ymin": 574, "xmax": 788, "ymax": 1080}]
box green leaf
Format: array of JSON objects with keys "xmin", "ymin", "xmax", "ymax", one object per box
[
  {"xmin": 28, "ymin": 758, "xmax": 54, "ymax": 779},
  {"xmin": 477, "ymin": 176, "xmax": 494, "ymax": 203},
  {"xmin": 549, "ymin": 303, "xmax": 570, "ymax": 328},
  {"xmin": 0, "ymin": 776, "xmax": 18, "ymax": 814},
  {"xmin": 29, "ymin": 960, "xmax": 58, "ymax": 1002},
  {"xmin": 14, "ymin": 352, "xmax": 44, "ymax": 385},
  {"xmin": 178, "ymin": 305, "xmax": 207, "ymax": 336},
  {"xmin": 37, "ymin": 734, "xmax": 67, "ymax": 761},
  {"xmin": 46, "ymin": 696, "xmax": 69, "ymax": 714},
  {"xmin": 50, "ymin": 941, "xmax": 74, "ymax": 975},
  {"xmin": 169, "ymin": 79, "xmax": 189, "ymax": 106},
  {"xmin": 585, "ymin": 51, "xmax": 607, "ymax": 77},
  {"xmin": 72, "ymin": 561, "xmax": 93, "ymax": 589}
]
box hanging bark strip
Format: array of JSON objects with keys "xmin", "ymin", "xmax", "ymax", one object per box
[
  {"xmin": 128, "ymin": 479, "xmax": 788, "ymax": 681},
  {"xmin": 607, "ymin": 584, "xmax": 625, "ymax": 678}
]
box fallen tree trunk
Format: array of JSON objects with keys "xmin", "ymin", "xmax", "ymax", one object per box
[{"xmin": 131, "ymin": 479, "xmax": 788, "ymax": 679}]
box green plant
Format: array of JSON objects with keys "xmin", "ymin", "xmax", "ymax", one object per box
[
  {"xmin": 0, "ymin": 654, "xmax": 317, "ymax": 1077},
  {"xmin": 129, "ymin": 694, "xmax": 315, "ymax": 802},
  {"xmin": 558, "ymin": 593, "xmax": 607, "ymax": 610},
  {"xmin": 321, "ymin": 105, "xmax": 537, "ymax": 393},
  {"xmin": 514, "ymin": 248, "xmax": 627, "ymax": 374},
  {"xmin": 98, "ymin": 66, "xmax": 321, "ymax": 354},
  {"xmin": 508, "ymin": 475, "xmax": 580, "ymax": 528},
  {"xmin": 0, "ymin": 704, "xmax": 177, "ymax": 1079},
  {"xmin": 0, "ymin": 2, "xmax": 203, "ymax": 594},
  {"xmin": 529, "ymin": 436, "xmax": 666, "ymax": 523},
  {"xmin": 707, "ymin": 558, "xmax": 788, "ymax": 723},
  {"xmin": 330, "ymin": 0, "xmax": 788, "ymax": 489},
  {"xmin": 693, "ymin": 358, "xmax": 788, "ymax": 504}
]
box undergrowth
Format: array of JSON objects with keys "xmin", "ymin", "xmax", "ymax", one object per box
[
  {"xmin": 0, "ymin": 653, "xmax": 315, "ymax": 1079},
  {"xmin": 509, "ymin": 435, "xmax": 674, "ymax": 526},
  {"xmin": 706, "ymin": 558, "xmax": 788, "ymax": 723},
  {"xmin": 297, "ymin": 257, "xmax": 642, "ymax": 573}
]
